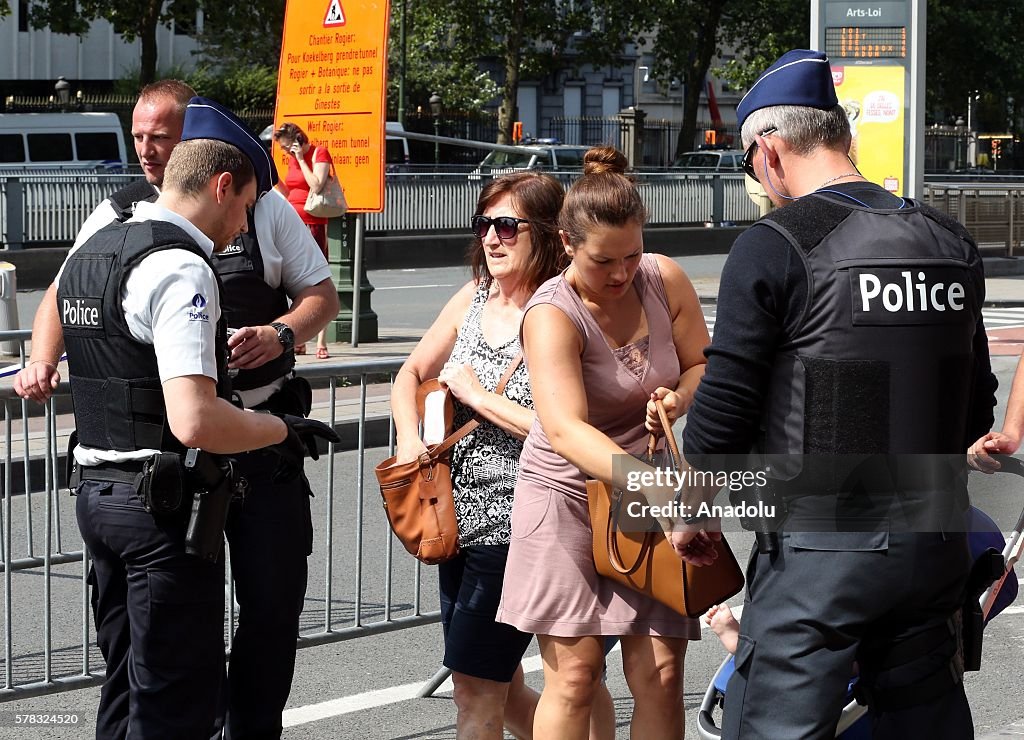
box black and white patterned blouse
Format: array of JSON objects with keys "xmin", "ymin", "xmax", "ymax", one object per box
[{"xmin": 448, "ymin": 278, "xmax": 531, "ymax": 547}]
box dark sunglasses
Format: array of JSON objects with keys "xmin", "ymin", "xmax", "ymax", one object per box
[
  {"xmin": 741, "ymin": 127, "xmax": 778, "ymax": 183},
  {"xmin": 471, "ymin": 215, "xmax": 530, "ymax": 241}
]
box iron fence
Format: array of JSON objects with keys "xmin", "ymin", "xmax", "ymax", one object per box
[{"xmin": 0, "ymin": 342, "xmax": 435, "ymax": 700}]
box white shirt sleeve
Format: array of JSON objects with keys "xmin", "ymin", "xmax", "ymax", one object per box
[
  {"xmin": 123, "ymin": 249, "xmax": 220, "ymax": 383},
  {"xmin": 254, "ymin": 189, "xmax": 332, "ymax": 295}
]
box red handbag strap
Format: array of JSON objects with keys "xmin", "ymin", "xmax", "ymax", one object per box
[{"xmin": 425, "ymin": 353, "xmax": 523, "ymax": 459}]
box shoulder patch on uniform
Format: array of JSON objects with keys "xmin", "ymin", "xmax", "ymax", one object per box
[{"xmin": 762, "ymin": 197, "xmax": 853, "ymax": 254}]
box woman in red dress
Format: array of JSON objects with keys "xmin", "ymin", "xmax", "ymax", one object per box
[{"xmin": 273, "ymin": 122, "xmax": 333, "ymax": 358}]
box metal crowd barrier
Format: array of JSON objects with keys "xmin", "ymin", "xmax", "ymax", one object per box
[
  {"xmin": 0, "ymin": 332, "xmax": 429, "ymax": 700},
  {"xmin": 0, "ymin": 172, "xmax": 759, "ymax": 248}
]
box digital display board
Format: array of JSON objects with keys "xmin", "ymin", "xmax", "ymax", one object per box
[{"xmin": 825, "ymin": 26, "xmax": 906, "ymax": 58}]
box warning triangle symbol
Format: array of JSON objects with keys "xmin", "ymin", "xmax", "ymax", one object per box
[{"xmin": 324, "ymin": 0, "xmax": 346, "ymax": 26}]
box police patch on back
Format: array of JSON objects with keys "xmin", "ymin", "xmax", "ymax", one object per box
[
  {"xmin": 61, "ymin": 296, "xmax": 103, "ymax": 330},
  {"xmin": 850, "ymin": 265, "xmax": 974, "ymax": 325}
]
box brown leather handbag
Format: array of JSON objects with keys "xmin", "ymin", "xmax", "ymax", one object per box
[
  {"xmin": 586, "ymin": 399, "xmax": 745, "ymax": 617},
  {"xmin": 375, "ymin": 357, "xmax": 522, "ymax": 565}
]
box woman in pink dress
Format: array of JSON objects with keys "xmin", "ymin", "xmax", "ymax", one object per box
[
  {"xmin": 273, "ymin": 122, "xmax": 333, "ymax": 358},
  {"xmin": 498, "ymin": 146, "xmax": 712, "ymax": 738}
]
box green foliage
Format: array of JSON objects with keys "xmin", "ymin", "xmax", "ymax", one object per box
[
  {"xmin": 186, "ymin": 65, "xmax": 278, "ymax": 111},
  {"xmin": 112, "ymin": 63, "xmax": 194, "ymax": 97},
  {"xmin": 196, "ymin": 0, "xmax": 285, "ymax": 70},
  {"xmin": 389, "ymin": 0, "xmax": 633, "ymax": 142}
]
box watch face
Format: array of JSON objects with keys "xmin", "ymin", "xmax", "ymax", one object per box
[{"xmin": 273, "ymin": 323, "xmax": 294, "ymax": 350}]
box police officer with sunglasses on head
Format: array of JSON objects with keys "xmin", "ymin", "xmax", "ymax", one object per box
[{"xmin": 674, "ymin": 50, "xmax": 997, "ymax": 739}]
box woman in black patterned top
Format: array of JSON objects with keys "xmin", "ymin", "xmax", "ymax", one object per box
[{"xmin": 391, "ymin": 171, "xmax": 610, "ymax": 738}]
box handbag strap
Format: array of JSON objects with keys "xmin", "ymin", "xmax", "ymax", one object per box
[
  {"xmin": 645, "ymin": 398, "xmax": 681, "ymax": 469},
  {"xmin": 605, "ymin": 491, "xmax": 655, "ymax": 575},
  {"xmin": 313, "ymin": 146, "xmax": 336, "ymax": 182},
  {"xmin": 424, "ymin": 353, "xmax": 523, "ymax": 460},
  {"xmin": 605, "ymin": 397, "xmax": 673, "ymax": 574}
]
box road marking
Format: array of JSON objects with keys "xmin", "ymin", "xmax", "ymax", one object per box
[
  {"xmin": 1001, "ymin": 605, "xmax": 1024, "ymax": 616},
  {"xmin": 375, "ymin": 283, "xmax": 456, "ymax": 291},
  {"xmin": 282, "ymin": 606, "xmax": 742, "ymax": 727},
  {"xmin": 984, "ymin": 308, "xmax": 1024, "ymax": 329}
]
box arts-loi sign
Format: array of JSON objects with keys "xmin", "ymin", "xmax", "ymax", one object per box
[{"xmin": 274, "ymin": 0, "xmax": 391, "ymax": 212}]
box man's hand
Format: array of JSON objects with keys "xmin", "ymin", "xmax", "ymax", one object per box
[
  {"xmin": 13, "ymin": 360, "xmax": 60, "ymax": 404},
  {"xmin": 666, "ymin": 520, "xmax": 722, "ymax": 566},
  {"xmin": 228, "ymin": 325, "xmax": 284, "ymax": 370},
  {"xmin": 968, "ymin": 431, "xmax": 1021, "ymax": 473}
]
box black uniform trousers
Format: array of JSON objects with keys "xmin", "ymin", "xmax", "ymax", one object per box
[
  {"xmin": 220, "ymin": 450, "xmax": 313, "ymax": 740},
  {"xmin": 77, "ymin": 479, "xmax": 224, "ymax": 740},
  {"xmin": 721, "ymin": 528, "xmax": 973, "ymax": 740}
]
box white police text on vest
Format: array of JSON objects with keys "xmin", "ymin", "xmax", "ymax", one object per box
[
  {"xmin": 62, "ymin": 297, "xmax": 102, "ymax": 328},
  {"xmin": 859, "ymin": 271, "xmax": 965, "ymax": 312},
  {"xmin": 851, "ymin": 266, "xmax": 973, "ymax": 326}
]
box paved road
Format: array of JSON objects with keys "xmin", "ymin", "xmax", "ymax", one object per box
[{"xmin": 1, "ymin": 263, "xmax": 1022, "ymax": 739}]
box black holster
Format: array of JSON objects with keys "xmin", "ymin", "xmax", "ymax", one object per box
[
  {"xmin": 731, "ymin": 474, "xmax": 783, "ymax": 554},
  {"xmin": 183, "ymin": 448, "xmax": 241, "ymax": 562}
]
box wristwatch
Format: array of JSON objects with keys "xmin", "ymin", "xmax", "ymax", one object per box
[{"xmin": 270, "ymin": 322, "xmax": 295, "ymax": 353}]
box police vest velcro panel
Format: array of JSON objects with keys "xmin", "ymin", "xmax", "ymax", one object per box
[
  {"xmin": 107, "ymin": 180, "xmax": 159, "ymax": 222},
  {"xmin": 759, "ymin": 194, "xmax": 984, "ymax": 462},
  {"xmin": 58, "ymin": 220, "xmax": 229, "ymax": 453},
  {"xmin": 212, "ymin": 208, "xmax": 294, "ymax": 392}
]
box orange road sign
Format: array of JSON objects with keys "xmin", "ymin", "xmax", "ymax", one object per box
[{"xmin": 274, "ymin": 0, "xmax": 391, "ymax": 213}]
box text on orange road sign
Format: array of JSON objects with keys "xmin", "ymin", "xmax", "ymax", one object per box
[{"xmin": 274, "ymin": 0, "xmax": 391, "ymax": 213}]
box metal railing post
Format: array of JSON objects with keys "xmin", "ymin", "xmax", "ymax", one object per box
[{"xmin": 4, "ymin": 180, "xmax": 24, "ymax": 250}]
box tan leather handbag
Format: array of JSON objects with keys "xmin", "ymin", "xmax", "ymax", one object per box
[
  {"xmin": 375, "ymin": 357, "xmax": 522, "ymax": 565},
  {"xmin": 586, "ymin": 399, "xmax": 745, "ymax": 617}
]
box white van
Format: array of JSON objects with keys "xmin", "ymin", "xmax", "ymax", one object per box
[{"xmin": 0, "ymin": 112, "xmax": 127, "ymax": 171}]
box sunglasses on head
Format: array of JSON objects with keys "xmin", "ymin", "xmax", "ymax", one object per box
[
  {"xmin": 741, "ymin": 127, "xmax": 778, "ymax": 183},
  {"xmin": 471, "ymin": 215, "xmax": 530, "ymax": 240}
]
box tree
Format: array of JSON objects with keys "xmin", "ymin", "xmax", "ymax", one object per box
[
  {"xmin": 392, "ymin": 0, "xmax": 631, "ymax": 144},
  {"xmin": 26, "ymin": 0, "xmax": 200, "ymax": 86},
  {"xmin": 197, "ymin": 0, "xmax": 285, "ymax": 71}
]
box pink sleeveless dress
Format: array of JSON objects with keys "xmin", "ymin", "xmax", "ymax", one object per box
[{"xmin": 497, "ymin": 254, "xmax": 700, "ymax": 638}]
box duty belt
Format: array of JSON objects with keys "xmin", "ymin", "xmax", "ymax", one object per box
[{"xmin": 69, "ymin": 459, "xmax": 146, "ymax": 489}]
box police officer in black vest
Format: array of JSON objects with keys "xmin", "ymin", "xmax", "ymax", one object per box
[
  {"xmin": 57, "ymin": 101, "xmax": 339, "ymax": 739},
  {"xmin": 16, "ymin": 84, "xmax": 339, "ymax": 740},
  {"xmin": 674, "ymin": 50, "xmax": 997, "ymax": 739}
]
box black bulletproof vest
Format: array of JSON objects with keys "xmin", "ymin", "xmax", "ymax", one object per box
[
  {"xmin": 211, "ymin": 210, "xmax": 294, "ymax": 391},
  {"xmin": 108, "ymin": 182, "xmax": 293, "ymax": 392},
  {"xmin": 58, "ymin": 220, "xmax": 231, "ymax": 453},
  {"xmin": 757, "ymin": 193, "xmax": 984, "ymax": 467}
]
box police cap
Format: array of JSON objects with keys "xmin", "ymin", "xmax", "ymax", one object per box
[
  {"xmin": 180, "ymin": 96, "xmax": 277, "ymax": 198},
  {"xmin": 736, "ymin": 49, "xmax": 839, "ymax": 128}
]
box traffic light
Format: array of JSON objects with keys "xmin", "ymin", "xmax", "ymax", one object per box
[{"xmin": 992, "ymin": 139, "xmax": 1002, "ymax": 157}]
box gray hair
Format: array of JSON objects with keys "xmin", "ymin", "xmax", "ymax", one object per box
[{"xmin": 741, "ymin": 104, "xmax": 851, "ymax": 156}]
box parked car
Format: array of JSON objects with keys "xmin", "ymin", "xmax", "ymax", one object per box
[
  {"xmin": 670, "ymin": 149, "xmax": 745, "ymax": 173},
  {"xmin": 470, "ymin": 139, "xmax": 590, "ymax": 179}
]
